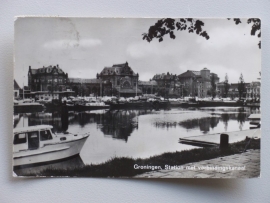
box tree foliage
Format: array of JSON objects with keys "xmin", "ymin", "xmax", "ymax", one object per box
[
  {"xmin": 210, "ymin": 75, "xmax": 216, "ymax": 98},
  {"xmin": 224, "ymin": 73, "xmax": 230, "ymax": 98},
  {"xmin": 238, "ymin": 73, "xmax": 246, "ymax": 99},
  {"xmin": 142, "ymin": 18, "xmax": 210, "ymax": 43},
  {"xmin": 143, "ymin": 18, "xmax": 261, "ymax": 49},
  {"xmin": 228, "ymin": 18, "xmax": 261, "ymax": 49}
]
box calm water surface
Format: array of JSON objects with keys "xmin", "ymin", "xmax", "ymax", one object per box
[{"xmin": 14, "ymin": 107, "xmax": 260, "ymax": 168}]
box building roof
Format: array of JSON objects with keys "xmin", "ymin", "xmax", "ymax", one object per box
[
  {"xmin": 153, "ymin": 73, "xmax": 177, "ymax": 80},
  {"xmin": 29, "ymin": 65, "xmax": 66, "ymax": 75},
  {"xmin": 190, "ymin": 71, "xmax": 201, "ymax": 76},
  {"xmin": 69, "ymin": 78, "xmax": 101, "ymax": 84},
  {"xmin": 100, "ymin": 62, "xmax": 136, "ymax": 76},
  {"xmin": 14, "ymin": 80, "xmax": 21, "ymax": 90},
  {"xmin": 112, "ymin": 62, "xmax": 128, "ymax": 67},
  {"xmin": 138, "ymin": 81, "xmax": 158, "ymax": 86},
  {"xmin": 178, "ymin": 70, "xmax": 198, "ymax": 78},
  {"xmin": 30, "ymin": 69, "xmax": 38, "ymax": 74},
  {"xmin": 230, "ymin": 83, "xmax": 250, "ymax": 88}
]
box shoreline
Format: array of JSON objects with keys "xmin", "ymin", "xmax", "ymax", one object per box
[{"xmin": 20, "ymin": 138, "xmax": 260, "ymax": 178}]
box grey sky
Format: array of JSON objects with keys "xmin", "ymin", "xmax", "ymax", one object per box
[{"xmin": 14, "ymin": 17, "xmax": 261, "ymax": 87}]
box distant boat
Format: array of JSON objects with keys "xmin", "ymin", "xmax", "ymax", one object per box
[
  {"xmin": 70, "ymin": 101, "xmax": 110, "ymax": 111},
  {"xmin": 109, "ymin": 100, "xmax": 170, "ymax": 109},
  {"xmin": 14, "ymin": 101, "xmax": 44, "ymax": 113},
  {"xmin": 248, "ymin": 114, "xmax": 261, "ymax": 129},
  {"xmin": 13, "ymin": 125, "xmax": 89, "ymax": 168}
]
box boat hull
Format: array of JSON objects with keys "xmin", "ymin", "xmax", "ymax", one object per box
[
  {"xmin": 14, "ymin": 103, "xmax": 44, "ymax": 113},
  {"xmin": 109, "ymin": 101, "xmax": 170, "ymax": 109},
  {"xmin": 13, "ymin": 136, "xmax": 88, "ymax": 167},
  {"xmin": 68, "ymin": 104, "xmax": 110, "ymax": 111}
]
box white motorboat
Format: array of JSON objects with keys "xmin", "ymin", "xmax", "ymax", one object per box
[{"xmin": 13, "ymin": 125, "xmax": 89, "ymax": 167}]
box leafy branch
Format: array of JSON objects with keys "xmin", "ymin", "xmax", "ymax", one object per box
[
  {"xmin": 228, "ymin": 18, "xmax": 261, "ymax": 48},
  {"xmin": 142, "ymin": 18, "xmax": 210, "ymax": 43}
]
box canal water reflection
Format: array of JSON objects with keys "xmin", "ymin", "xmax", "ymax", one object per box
[{"xmin": 13, "ymin": 107, "xmax": 260, "ymax": 170}]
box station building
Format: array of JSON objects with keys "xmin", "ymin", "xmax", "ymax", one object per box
[{"xmin": 97, "ymin": 62, "xmax": 142, "ymax": 97}]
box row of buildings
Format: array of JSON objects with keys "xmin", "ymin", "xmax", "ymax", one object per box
[{"xmin": 14, "ymin": 62, "xmax": 260, "ymax": 100}]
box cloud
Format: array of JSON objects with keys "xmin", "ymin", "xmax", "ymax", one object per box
[
  {"xmin": 126, "ymin": 41, "xmax": 170, "ymax": 58},
  {"xmin": 80, "ymin": 39, "xmax": 102, "ymax": 47},
  {"xmin": 43, "ymin": 38, "xmax": 102, "ymax": 49}
]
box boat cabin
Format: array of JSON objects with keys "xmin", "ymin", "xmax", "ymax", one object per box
[{"xmin": 13, "ymin": 125, "xmax": 54, "ymax": 152}]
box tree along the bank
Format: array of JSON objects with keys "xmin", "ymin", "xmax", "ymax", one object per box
[
  {"xmin": 238, "ymin": 73, "xmax": 246, "ymax": 99},
  {"xmin": 224, "ymin": 73, "xmax": 230, "ymax": 98},
  {"xmin": 143, "ymin": 18, "xmax": 261, "ymax": 49},
  {"xmin": 211, "ymin": 75, "xmax": 216, "ymax": 99}
]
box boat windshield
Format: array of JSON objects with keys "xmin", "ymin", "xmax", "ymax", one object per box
[{"xmin": 40, "ymin": 130, "xmax": 53, "ymax": 141}]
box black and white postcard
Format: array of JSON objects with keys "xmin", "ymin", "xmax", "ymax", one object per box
[{"xmin": 13, "ymin": 17, "xmax": 261, "ymax": 178}]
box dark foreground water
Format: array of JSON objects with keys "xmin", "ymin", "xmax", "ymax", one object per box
[{"xmin": 13, "ymin": 107, "xmax": 260, "ymax": 174}]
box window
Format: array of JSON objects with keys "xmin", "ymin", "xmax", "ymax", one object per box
[
  {"xmin": 40, "ymin": 130, "xmax": 53, "ymax": 141},
  {"xmin": 14, "ymin": 133, "xmax": 27, "ymax": 144},
  {"xmin": 28, "ymin": 131, "xmax": 39, "ymax": 150}
]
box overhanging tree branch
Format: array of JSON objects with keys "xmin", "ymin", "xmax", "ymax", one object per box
[
  {"xmin": 143, "ymin": 18, "xmax": 261, "ymax": 49},
  {"xmin": 142, "ymin": 18, "xmax": 210, "ymax": 43},
  {"xmin": 228, "ymin": 18, "xmax": 261, "ymax": 49}
]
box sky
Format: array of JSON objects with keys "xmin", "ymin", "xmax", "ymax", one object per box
[{"xmin": 14, "ymin": 17, "xmax": 261, "ymax": 87}]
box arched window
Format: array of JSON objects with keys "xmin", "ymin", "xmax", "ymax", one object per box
[{"xmin": 122, "ymin": 81, "xmax": 131, "ymax": 89}]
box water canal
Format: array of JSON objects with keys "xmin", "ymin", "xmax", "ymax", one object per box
[{"xmin": 13, "ymin": 107, "xmax": 260, "ymax": 174}]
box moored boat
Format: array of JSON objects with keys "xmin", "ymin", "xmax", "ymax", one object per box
[
  {"xmin": 13, "ymin": 125, "xmax": 89, "ymax": 168},
  {"xmin": 70, "ymin": 101, "xmax": 110, "ymax": 111},
  {"xmin": 14, "ymin": 102, "xmax": 44, "ymax": 113}
]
